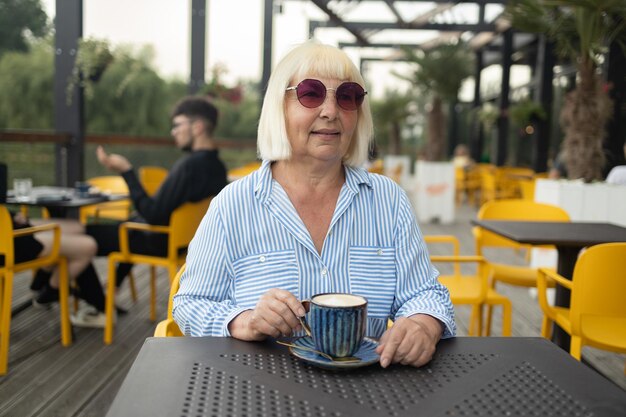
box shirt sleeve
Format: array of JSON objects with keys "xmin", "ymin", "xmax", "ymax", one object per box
[
  {"xmin": 172, "ymin": 200, "xmax": 248, "ymax": 336},
  {"xmin": 121, "ymin": 164, "xmax": 189, "ymax": 226},
  {"xmin": 391, "ymin": 191, "xmax": 456, "ymax": 338}
]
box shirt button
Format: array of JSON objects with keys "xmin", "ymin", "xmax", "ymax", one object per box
[
  {"xmin": 377, "ymin": 249, "xmax": 383, "ymax": 255},
  {"xmin": 321, "ymin": 268, "xmax": 328, "ymax": 276},
  {"xmin": 259, "ymin": 256, "xmax": 266, "ymax": 263}
]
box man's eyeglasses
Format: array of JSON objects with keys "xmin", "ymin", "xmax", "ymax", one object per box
[{"xmin": 285, "ymin": 79, "xmax": 367, "ymax": 111}]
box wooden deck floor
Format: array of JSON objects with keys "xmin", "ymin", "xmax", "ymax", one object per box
[{"xmin": 1, "ymin": 204, "xmax": 624, "ymax": 417}]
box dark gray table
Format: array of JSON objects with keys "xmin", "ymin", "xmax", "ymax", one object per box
[
  {"xmin": 106, "ymin": 337, "xmax": 626, "ymax": 417},
  {"xmin": 471, "ymin": 220, "xmax": 626, "ymax": 349},
  {"xmin": 6, "ymin": 186, "xmax": 127, "ymax": 217}
]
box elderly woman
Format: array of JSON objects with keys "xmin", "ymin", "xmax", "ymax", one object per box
[{"xmin": 173, "ymin": 40, "xmax": 455, "ymax": 368}]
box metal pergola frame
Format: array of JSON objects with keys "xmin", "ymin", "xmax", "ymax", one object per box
[{"xmin": 52, "ymin": 0, "xmax": 625, "ymax": 185}]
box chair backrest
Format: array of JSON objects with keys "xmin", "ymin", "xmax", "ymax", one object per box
[
  {"xmin": 475, "ymin": 199, "xmax": 570, "ymax": 252},
  {"xmin": 424, "ymin": 235, "xmax": 461, "ymax": 276},
  {"xmin": 167, "ymin": 197, "xmax": 212, "ymax": 260},
  {"xmin": 87, "ymin": 176, "xmax": 129, "ymax": 194},
  {"xmin": 0, "ymin": 205, "xmax": 14, "ymax": 266},
  {"xmin": 569, "ymin": 243, "xmax": 626, "ymax": 336},
  {"xmin": 138, "ymin": 166, "xmax": 168, "ymax": 196},
  {"xmin": 167, "ymin": 264, "xmax": 185, "ymax": 319},
  {"xmin": 80, "ymin": 176, "xmax": 131, "ymax": 223}
]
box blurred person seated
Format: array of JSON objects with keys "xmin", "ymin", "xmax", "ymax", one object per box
[
  {"xmin": 9, "ymin": 212, "xmax": 107, "ymax": 327},
  {"xmin": 89, "ymin": 96, "xmax": 228, "ymax": 292},
  {"xmin": 173, "ymin": 41, "xmax": 455, "ymax": 369},
  {"xmin": 452, "ymin": 144, "xmax": 475, "ymax": 170}
]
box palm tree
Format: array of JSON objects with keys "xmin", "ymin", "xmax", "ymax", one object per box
[
  {"xmin": 506, "ymin": 0, "xmax": 626, "ymax": 181},
  {"xmin": 396, "ymin": 42, "xmax": 474, "ymax": 161},
  {"xmin": 370, "ymin": 90, "xmax": 414, "ymax": 155}
]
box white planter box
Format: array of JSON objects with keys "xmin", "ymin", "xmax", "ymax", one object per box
[
  {"xmin": 531, "ymin": 179, "xmax": 626, "ymax": 270},
  {"xmin": 535, "ymin": 179, "xmax": 626, "ymax": 225},
  {"xmin": 410, "ymin": 161, "xmax": 455, "ymax": 224}
]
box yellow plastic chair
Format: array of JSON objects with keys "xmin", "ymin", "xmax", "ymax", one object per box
[
  {"xmin": 0, "ymin": 205, "xmax": 72, "ymax": 375},
  {"xmin": 455, "ymin": 167, "xmax": 481, "ymax": 206},
  {"xmin": 104, "ymin": 197, "xmax": 212, "ymax": 344},
  {"xmin": 138, "ymin": 166, "xmax": 168, "ymax": 196},
  {"xmin": 154, "ymin": 264, "xmax": 185, "ymax": 337},
  {"xmin": 474, "ymin": 199, "xmax": 570, "ymax": 335},
  {"xmin": 518, "ymin": 178, "xmax": 536, "ymax": 201},
  {"xmin": 496, "ymin": 167, "xmax": 535, "ymax": 200},
  {"xmin": 79, "ymin": 176, "xmax": 131, "ymax": 224},
  {"xmin": 227, "ymin": 161, "xmax": 261, "ymax": 182},
  {"xmin": 537, "ymin": 243, "xmax": 626, "ymax": 373},
  {"xmin": 425, "ymin": 235, "xmax": 512, "ymax": 336}
]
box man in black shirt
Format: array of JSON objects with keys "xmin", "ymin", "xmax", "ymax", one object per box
[{"xmin": 86, "ymin": 97, "xmax": 227, "ymax": 325}]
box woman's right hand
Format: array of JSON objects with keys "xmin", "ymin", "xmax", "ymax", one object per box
[{"xmin": 228, "ymin": 288, "xmax": 306, "ymax": 341}]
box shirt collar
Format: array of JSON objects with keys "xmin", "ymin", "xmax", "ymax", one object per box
[{"xmin": 254, "ymin": 160, "xmax": 372, "ymax": 204}]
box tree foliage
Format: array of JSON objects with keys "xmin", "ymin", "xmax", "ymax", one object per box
[
  {"xmin": 0, "ymin": 39, "xmax": 53, "ymax": 129},
  {"xmin": 371, "ymin": 90, "xmax": 415, "ymax": 155},
  {"xmin": 0, "ymin": 0, "xmax": 49, "ymax": 56},
  {"xmin": 86, "ymin": 44, "xmax": 187, "ymax": 136},
  {"xmin": 506, "ymin": 0, "xmax": 626, "ymax": 181},
  {"xmin": 396, "ymin": 42, "xmax": 474, "ymax": 161}
]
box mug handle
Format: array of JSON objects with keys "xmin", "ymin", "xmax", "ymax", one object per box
[{"xmin": 299, "ymin": 300, "xmax": 312, "ymax": 337}]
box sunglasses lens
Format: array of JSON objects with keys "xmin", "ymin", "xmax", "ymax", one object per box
[
  {"xmin": 296, "ymin": 79, "xmax": 326, "ymax": 108},
  {"xmin": 336, "ymin": 82, "xmax": 366, "ymax": 111}
]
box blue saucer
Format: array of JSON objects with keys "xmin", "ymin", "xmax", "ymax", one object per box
[{"xmin": 287, "ymin": 336, "xmax": 380, "ymax": 369}]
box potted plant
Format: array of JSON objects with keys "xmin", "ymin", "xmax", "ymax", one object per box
[
  {"xmin": 66, "ymin": 37, "xmax": 114, "ymax": 104},
  {"xmin": 396, "ymin": 42, "xmax": 474, "ymax": 161},
  {"xmin": 506, "ymin": 1, "xmax": 626, "ymax": 181},
  {"xmin": 509, "ymin": 99, "xmax": 547, "ymax": 133},
  {"xmin": 477, "ymin": 102, "xmax": 500, "ymax": 134}
]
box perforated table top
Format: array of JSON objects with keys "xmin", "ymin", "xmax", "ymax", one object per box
[{"xmin": 107, "ymin": 337, "xmax": 626, "ymax": 417}]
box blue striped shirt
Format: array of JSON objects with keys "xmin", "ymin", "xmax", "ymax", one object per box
[{"xmin": 173, "ymin": 160, "xmax": 456, "ymax": 339}]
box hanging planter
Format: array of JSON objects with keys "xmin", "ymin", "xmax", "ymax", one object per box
[
  {"xmin": 66, "ymin": 38, "xmax": 114, "ymax": 104},
  {"xmin": 509, "ymin": 99, "xmax": 546, "ymax": 127}
]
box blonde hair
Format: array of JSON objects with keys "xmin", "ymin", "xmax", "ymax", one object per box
[{"xmin": 257, "ymin": 40, "xmax": 374, "ymax": 167}]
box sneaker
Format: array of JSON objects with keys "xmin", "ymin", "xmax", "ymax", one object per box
[
  {"xmin": 70, "ymin": 306, "xmax": 114, "ymax": 328},
  {"xmin": 32, "ymin": 284, "xmax": 59, "ymax": 309}
]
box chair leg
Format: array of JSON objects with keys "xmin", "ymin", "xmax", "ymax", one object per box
[
  {"xmin": 484, "ymin": 304, "xmax": 493, "ymax": 336},
  {"xmin": 128, "ymin": 271, "xmax": 138, "ymax": 303},
  {"xmin": 104, "ymin": 257, "xmax": 118, "ymax": 345},
  {"xmin": 540, "ymin": 316, "xmax": 552, "ymax": 339},
  {"xmin": 0, "ymin": 271, "xmax": 14, "ymax": 375},
  {"xmin": 57, "ymin": 258, "xmax": 72, "ymax": 347},
  {"xmin": 500, "ymin": 299, "xmax": 512, "ymax": 337},
  {"xmin": 570, "ymin": 336, "xmax": 582, "ymax": 361},
  {"xmin": 150, "ymin": 266, "xmax": 156, "ymax": 322},
  {"xmin": 468, "ymin": 304, "xmax": 483, "ymax": 337}
]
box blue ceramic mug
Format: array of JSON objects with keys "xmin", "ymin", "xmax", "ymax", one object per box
[{"xmin": 301, "ymin": 293, "xmax": 367, "ymax": 358}]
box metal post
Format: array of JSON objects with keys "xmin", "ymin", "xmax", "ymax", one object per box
[
  {"xmin": 54, "ymin": 0, "xmax": 83, "ymax": 186},
  {"xmin": 533, "ymin": 35, "xmax": 554, "ymax": 173},
  {"xmin": 471, "ymin": 49, "xmax": 484, "ymax": 162},
  {"xmin": 496, "ymin": 29, "xmax": 512, "ymax": 166},
  {"xmin": 260, "ymin": 0, "xmax": 274, "ymax": 109},
  {"xmin": 189, "ymin": 0, "xmax": 207, "ymax": 94}
]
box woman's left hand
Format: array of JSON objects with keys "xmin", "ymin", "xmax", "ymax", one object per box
[{"xmin": 375, "ymin": 314, "xmax": 443, "ymax": 368}]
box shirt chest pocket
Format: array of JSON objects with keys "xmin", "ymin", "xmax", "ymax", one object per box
[
  {"xmin": 232, "ymin": 249, "xmax": 298, "ymax": 308},
  {"xmin": 349, "ymin": 246, "xmax": 396, "ymax": 319}
]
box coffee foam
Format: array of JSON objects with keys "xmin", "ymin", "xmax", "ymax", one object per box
[{"xmin": 313, "ymin": 293, "xmax": 366, "ymax": 307}]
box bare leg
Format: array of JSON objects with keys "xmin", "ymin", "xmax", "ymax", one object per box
[
  {"xmin": 35, "ymin": 231, "xmax": 98, "ymax": 288},
  {"xmin": 31, "ymin": 218, "xmax": 86, "ymax": 235}
]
